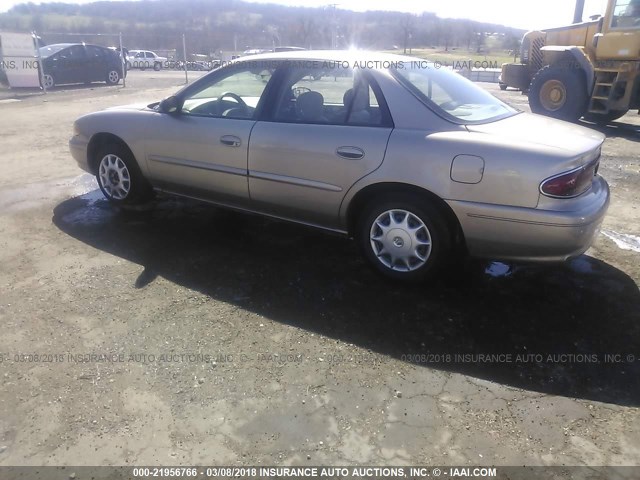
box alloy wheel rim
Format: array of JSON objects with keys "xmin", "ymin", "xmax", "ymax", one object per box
[
  {"xmin": 108, "ymin": 71, "xmax": 119, "ymax": 83},
  {"xmin": 370, "ymin": 209, "xmax": 432, "ymax": 272},
  {"xmin": 99, "ymin": 154, "xmax": 131, "ymax": 200},
  {"xmin": 43, "ymin": 74, "xmax": 54, "ymax": 88}
]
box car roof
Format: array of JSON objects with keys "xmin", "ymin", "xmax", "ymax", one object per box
[
  {"xmin": 43, "ymin": 43, "xmax": 105, "ymax": 48},
  {"xmin": 42, "ymin": 43, "xmax": 75, "ymax": 49},
  {"xmin": 39, "ymin": 43, "xmax": 108, "ymax": 58},
  {"xmin": 235, "ymin": 49, "xmax": 425, "ymax": 64}
]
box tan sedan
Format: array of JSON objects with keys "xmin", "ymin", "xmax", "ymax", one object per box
[{"xmin": 69, "ymin": 51, "xmax": 609, "ymax": 281}]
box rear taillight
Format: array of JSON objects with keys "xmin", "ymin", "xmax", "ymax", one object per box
[{"xmin": 540, "ymin": 161, "xmax": 599, "ymax": 198}]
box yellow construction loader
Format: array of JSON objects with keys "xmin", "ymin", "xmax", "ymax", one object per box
[{"xmin": 500, "ymin": 0, "xmax": 640, "ymax": 123}]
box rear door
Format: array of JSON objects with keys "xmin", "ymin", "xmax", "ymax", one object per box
[
  {"xmin": 248, "ymin": 65, "xmax": 394, "ymax": 228},
  {"xmin": 85, "ymin": 46, "xmax": 107, "ymax": 82}
]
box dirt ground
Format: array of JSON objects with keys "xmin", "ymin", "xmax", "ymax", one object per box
[{"xmin": 0, "ymin": 70, "xmax": 639, "ymax": 468}]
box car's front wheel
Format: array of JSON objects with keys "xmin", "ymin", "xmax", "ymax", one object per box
[
  {"xmin": 357, "ymin": 195, "xmax": 451, "ymax": 282},
  {"xmin": 42, "ymin": 73, "xmax": 55, "ymax": 89},
  {"xmin": 154, "ymin": 62, "xmax": 161, "ymax": 71},
  {"xmin": 95, "ymin": 143, "xmax": 153, "ymax": 205}
]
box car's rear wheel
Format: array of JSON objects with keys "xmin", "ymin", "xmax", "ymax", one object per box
[
  {"xmin": 95, "ymin": 143, "xmax": 153, "ymax": 205},
  {"xmin": 529, "ymin": 64, "xmax": 588, "ymax": 122},
  {"xmin": 106, "ymin": 69, "xmax": 120, "ymax": 85},
  {"xmin": 357, "ymin": 195, "xmax": 451, "ymax": 282},
  {"xmin": 42, "ymin": 73, "xmax": 55, "ymax": 89}
]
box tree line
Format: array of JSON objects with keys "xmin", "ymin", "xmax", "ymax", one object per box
[{"xmin": 0, "ymin": 0, "xmax": 524, "ymax": 56}]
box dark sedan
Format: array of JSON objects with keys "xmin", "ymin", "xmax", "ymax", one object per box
[{"xmin": 39, "ymin": 43, "xmax": 125, "ymax": 89}]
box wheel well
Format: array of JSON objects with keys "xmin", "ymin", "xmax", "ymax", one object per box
[
  {"xmin": 543, "ymin": 49, "xmax": 594, "ymax": 92},
  {"xmin": 346, "ymin": 183, "xmax": 466, "ymax": 250},
  {"xmin": 87, "ymin": 133, "xmax": 134, "ymax": 174}
]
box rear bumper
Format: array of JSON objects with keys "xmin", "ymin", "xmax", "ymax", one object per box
[
  {"xmin": 69, "ymin": 134, "xmax": 92, "ymax": 174},
  {"xmin": 448, "ymin": 176, "xmax": 610, "ymax": 262}
]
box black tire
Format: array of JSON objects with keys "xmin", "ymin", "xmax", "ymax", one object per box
[
  {"xmin": 499, "ymin": 82, "xmax": 508, "ymax": 91},
  {"xmin": 357, "ymin": 194, "xmax": 451, "ymax": 282},
  {"xmin": 529, "ymin": 64, "xmax": 588, "ymax": 122},
  {"xmin": 95, "ymin": 142, "xmax": 154, "ymax": 206},
  {"xmin": 42, "ymin": 73, "xmax": 55, "ymax": 89},
  {"xmin": 106, "ymin": 69, "xmax": 120, "ymax": 85},
  {"xmin": 154, "ymin": 62, "xmax": 161, "ymax": 71},
  {"xmin": 583, "ymin": 109, "xmax": 629, "ymax": 124}
]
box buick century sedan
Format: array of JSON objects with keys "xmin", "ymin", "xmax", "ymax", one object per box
[{"xmin": 69, "ymin": 51, "xmax": 609, "ymax": 281}]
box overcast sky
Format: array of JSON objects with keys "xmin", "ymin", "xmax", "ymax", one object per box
[{"xmin": 0, "ymin": 0, "xmax": 610, "ymax": 30}]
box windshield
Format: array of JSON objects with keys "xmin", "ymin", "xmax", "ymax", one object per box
[
  {"xmin": 38, "ymin": 44, "xmax": 71, "ymax": 58},
  {"xmin": 612, "ymin": 0, "xmax": 640, "ymax": 28},
  {"xmin": 392, "ymin": 64, "xmax": 517, "ymax": 124}
]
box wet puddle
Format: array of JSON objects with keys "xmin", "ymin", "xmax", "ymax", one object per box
[
  {"xmin": 0, "ymin": 174, "xmax": 96, "ymax": 213},
  {"xmin": 60, "ymin": 189, "xmax": 114, "ymax": 226},
  {"xmin": 484, "ymin": 261, "xmax": 515, "ymax": 278}
]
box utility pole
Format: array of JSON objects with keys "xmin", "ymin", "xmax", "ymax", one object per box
[{"xmin": 328, "ymin": 4, "xmax": 339, "ymax": 49}]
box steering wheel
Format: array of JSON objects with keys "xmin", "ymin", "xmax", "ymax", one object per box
[
  {"xmin": 293, "ymin": 86, "xmax": 312, "ymax": 98},
  {"xmin": 219, "ymin": 92, "xmax": 250, "ymax": 117},
  {"xmin": 219, "ymin": 92, "xmax": 247, "ymax": 108}
]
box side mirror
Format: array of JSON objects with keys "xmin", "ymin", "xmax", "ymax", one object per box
[{"xmin": 159, "ymin": 95, "xmax": 181, "ymax": 114}]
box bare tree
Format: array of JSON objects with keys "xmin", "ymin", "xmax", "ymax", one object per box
[
  {"xmin": 400, "ymin": 13, "xmax": 414, "ymax": 54},
  {"xmin": 475, "ymin": 31, "xmax": 485, "ymax": 53},
  {"xmin": 297, "ymin": 14, "xmax": 315, "ymax": 49}
]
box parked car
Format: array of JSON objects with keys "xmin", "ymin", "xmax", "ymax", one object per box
[
  {"xmin": 69, "ymin": 51, "xmax": 610, "ymax": 281},
  {"xmin": 273, "ymin": 46, "xmax": 306, "ymax": 52},
  {"xmin": 126, "ymin": 50, "xmax": 167, "ymax": 71},
  {"xmin": 39, "ymin": 43, "xmax": 125, "ymax": 88}
]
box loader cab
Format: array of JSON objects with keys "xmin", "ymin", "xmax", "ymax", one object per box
[
  {"xmin": 596, "ymin": 0, "xmax": 640, "ymax": 60},
  {"xmin": 610, "ymin": 0, "xmax": 640, "ymax": 28}
]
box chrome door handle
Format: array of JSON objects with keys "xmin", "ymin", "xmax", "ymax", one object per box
[
  {"xmin": 220, "ymin": 135, "xmax": 241, "ymax": 147},
  {"xmin": 336, "ymin": 146, "xmax": 364, "ymax": 160}
]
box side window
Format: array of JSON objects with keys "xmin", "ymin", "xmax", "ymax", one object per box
[
  {"xmin": 86, "ymin": 46, "xmax": 105, "ymax": 59},
  {"xmin": 135, "ymin": 52, "xmax": 144, "ymax": 58},
  {"xmin": 403, "ymin": 70, "xmax": 454, "ymax": 105},
  {"xmin": 181, "ymin": 65, "xmax": 274, "ymax": 119},
  {"xmin": 59, "ymin": 46, "xmax": 86, "ymax": 62},
  {"xmin": 273, "ymin": 67, "xmax": 387, "ymax": 126},
  {"xmin": 146, "ymin": 52, "xmax": 154, "ymax": 59},
  {"xmin": 612, "ymin": 0, "xmax": 640, "ymax": 27}
]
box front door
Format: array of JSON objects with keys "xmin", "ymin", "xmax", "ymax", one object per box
[
  {"xmin": 52, "ymin": 45, "xmax": 87, "ymax": 84},
  {"xmin": 144, "ymin": 64, "xmax": 276, "ymax": 206}
]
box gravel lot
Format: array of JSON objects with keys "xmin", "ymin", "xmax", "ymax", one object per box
[{"xmin": 0, "ymin": 70, "xmax": 639, "ymax": 467}]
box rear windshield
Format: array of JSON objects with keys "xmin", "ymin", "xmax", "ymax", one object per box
[{"xmin": 392, "ymin": 64, "xmax": 517, "ymax": 124}]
